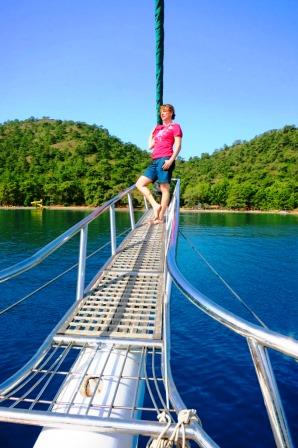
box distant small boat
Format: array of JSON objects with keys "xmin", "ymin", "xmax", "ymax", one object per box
[{"xmin": 31, "ymin": 200, "xmax": 43, "ymax": 209}]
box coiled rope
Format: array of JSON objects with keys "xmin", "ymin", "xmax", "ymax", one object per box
[{"xmin": 147, "ymin": 409, "xmax": 199, "ymax": 448}]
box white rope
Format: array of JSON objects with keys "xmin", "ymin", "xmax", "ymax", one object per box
[
  {"xmin": 147, "ymin": 411, "xmax": 172, "ymax": 448},
  {"xmin": 147, "ymin": 409, "xmax": 199, "ymax": 448}
]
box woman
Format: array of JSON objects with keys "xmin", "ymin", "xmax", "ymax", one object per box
[{"xmin": 136, "ymin": 104, "xmax": 183, "ymax": 224}]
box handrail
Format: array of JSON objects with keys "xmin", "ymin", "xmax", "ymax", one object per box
[
  {"xmin": 167, "ymin": 181, "xmax": 298, "ymax": 358},
  {"xmin": 0, "ymin": 184, "xmax": 136, "ymax": 285},
  {"xmin": 1, "ymin": 180, "xmax": 296, "ymax": 447},
  {"xmin": 161, "ymin": 185, "xmax": 221, "ymax": 448},
  {"xmin": 166, "ymin": 179, "xmax": 296, "ymax": 448}
]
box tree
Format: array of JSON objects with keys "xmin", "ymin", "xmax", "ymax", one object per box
[
  {"xmin": 211, "ymin": 180, "xmax": 228, "ymax": 206},
  {"xmin": 183, "ymin": 182, "xmax": 211, "ymax": 207},
  {"xmin": 0, "ymin": 119, "xmax": 297, "ymax": 210}
]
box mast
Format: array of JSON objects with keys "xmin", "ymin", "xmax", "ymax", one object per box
[{"xmin": 155, "ymin": 0, "xmax": 164, "ymax": 124}]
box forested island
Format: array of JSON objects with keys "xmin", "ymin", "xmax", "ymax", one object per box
[{"xmin": 0, "ymin": 118, "xmax": 297, "ymax": 210}]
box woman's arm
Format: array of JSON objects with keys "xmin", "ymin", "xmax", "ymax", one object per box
[
  {"xmin": 148, "ymin": 128, "xmax": 155, "ymax": 149},
  {"xmin": 162, "ymin": 136, "xmax": 182, "ymax": 170}
]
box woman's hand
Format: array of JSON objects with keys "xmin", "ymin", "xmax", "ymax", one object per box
[{"xmin": 162, "ymin": 159, "xmax": 173, "ymax": 170}]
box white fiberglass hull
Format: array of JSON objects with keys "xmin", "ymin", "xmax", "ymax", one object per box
[{"xmin": 33, "ymin": 345, "xmax": 144, "ymax": 448}]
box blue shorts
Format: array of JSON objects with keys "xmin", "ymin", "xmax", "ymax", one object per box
[{"xmin": 143, "ymin": 157, "xmax": 175, "ymax": 184}]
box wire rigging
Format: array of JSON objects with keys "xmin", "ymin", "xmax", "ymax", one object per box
[
  {"xmin": 0, "ymin": 227, "xmax": 131, "ymax": 316},
  {"xmin": 179, "ymin": 229, "xmax": 269, "ymax": 330}
]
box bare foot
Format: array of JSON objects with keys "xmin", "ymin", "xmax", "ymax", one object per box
[
  {"xmin": 153, "ymin": 204, "xmax": 161, "ymax": 220},
  {"xmin": 152, "ymin": 218, "xmax": 164, "ymax": 225}
]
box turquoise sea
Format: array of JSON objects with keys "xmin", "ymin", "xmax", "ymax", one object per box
[{"xmin": 0, "ymin": 209, "xmax": 297, "ymax": 447}]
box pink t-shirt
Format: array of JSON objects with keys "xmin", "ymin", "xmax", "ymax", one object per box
[{"xmin": 152, "ymin": 123, "xmax": 183, "ymax": 159}]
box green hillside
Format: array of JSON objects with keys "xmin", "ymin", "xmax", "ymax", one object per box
[
  {"xmin": 0, "ymin": 118, "xmax": 149, "ymax": 206},
  {"xmin": 176, "ymin": 125, "xmax": 298, "ymax": 210},
  {"xmin": 0, "ymin": 118, "xmax": 297, "ymax": 210}
]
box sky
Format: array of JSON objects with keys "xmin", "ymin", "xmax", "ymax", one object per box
[{"xmin": 0, "ymin": 0, "xmax": 297, "ymax": 160}]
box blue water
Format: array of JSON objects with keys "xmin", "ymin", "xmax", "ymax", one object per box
[{"xmin": 0, "ymin": 209, "xmax": 297, "ymax": 447}]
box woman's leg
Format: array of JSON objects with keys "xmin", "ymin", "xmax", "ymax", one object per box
[
  {"xmin": 157, "ymin": 182, "xmax": 170, "ymax": 221},
  {"xmin": 136, "ymin": 176, "xmax": 161, "ymax": 219}
]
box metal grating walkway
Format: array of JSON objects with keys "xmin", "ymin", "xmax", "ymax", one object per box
[{"xmin": 57, "ymin": 216, "xmax": 165, "ymax": 341}]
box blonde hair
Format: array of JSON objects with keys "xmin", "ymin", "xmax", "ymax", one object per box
[{"xmin": 160, "ymin": 104, "xmax": 176, "ymax": 120}]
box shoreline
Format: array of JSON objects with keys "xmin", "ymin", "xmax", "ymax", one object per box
[
  {"xmin": 0, "ymin": 205, "xmax": 297, "ymax": 215},
  {"xmin": 180, "ymin": 208, "xmax": 298, "ymax": 215}
]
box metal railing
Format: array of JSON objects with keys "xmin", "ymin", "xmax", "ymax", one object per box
[
  {"xmin": 0, "ymin": 182, "xmax": 219, "ymax": 448},
  {"xmin": 1, "ymin": 180, "xmax": 297, "ymax": 447},
  {"xmin": 166, "ymin": 179, "xmax": 298, "ymax": 448},
  {"xmin": 0, "ymin": 185, "xmax": 137, "ymax": 303}
]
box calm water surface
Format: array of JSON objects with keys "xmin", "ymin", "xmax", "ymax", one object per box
[{"xmin": 0, "ymin": 209, "xmax": 297, "ymax": 448}]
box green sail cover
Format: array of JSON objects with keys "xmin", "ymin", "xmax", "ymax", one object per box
[{"xmin": 155, "ymin": 0, "xmax": 164, "ymax": 124}]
